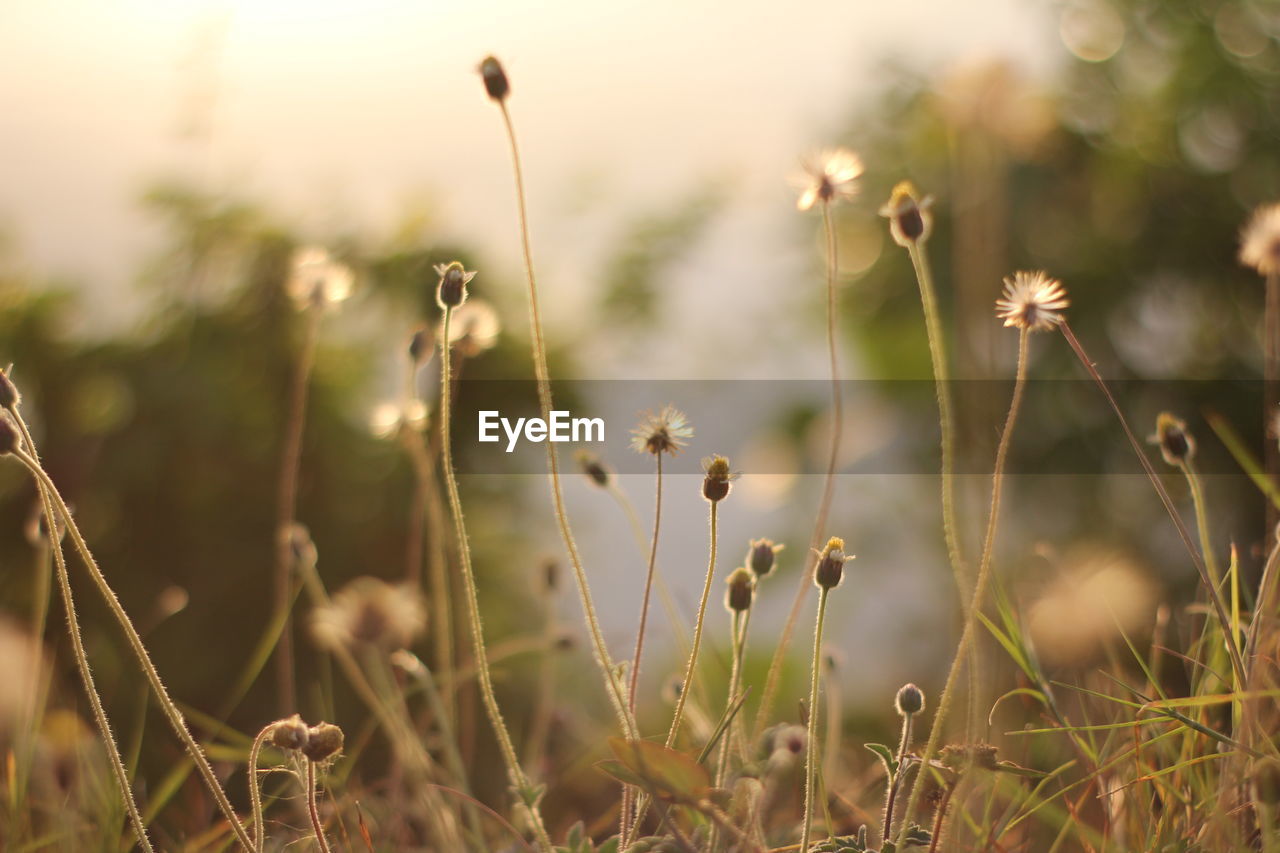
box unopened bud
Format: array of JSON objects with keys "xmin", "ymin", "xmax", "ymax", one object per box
[
  {"xmin": 302, "ymin": 721, "xmax": 344, "ymax": 762},
  {"xmin": 895, "ymin": 683, "xmax": 925, "ymax": 716},
  {"xmin": 747, "ymin": 538, "xmax": 783, "ymax": 577},
  {"xmin": 478, "ymin": 56, "xmax": 510, "ymax": 102},
  {"xmin": 725, "ymin": 567, "xmax": 755, "ymax": 613},
  {"xmin": 813, "ymin": 536, "xmax": 852, "ymax": 590},
  {"xmin": 702, "ymin": 455, "xmax": 735, "ymax": 503},
  {"xmin": 1152, "ymin": 412, "xmax": 1194, "ymax": 467},
  {"xmin": 269, "ymin": 714, "xmax": 310, "ymax": 751},
  {"xmin": 435, "ymin": 262, "xmax": 475, "ymax": 309}
]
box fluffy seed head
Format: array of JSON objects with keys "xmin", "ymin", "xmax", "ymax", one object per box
[
  {"xmin": 435, "ymin": 261, "xmax": 476, "ymax": 309},
  {"xmin": 747, "ymin": 538, "xmax": 784, "ymax": 577},
  {"xmin": 285, "ymin": 246, "xmax": 354, "ymax": 310},
  {"xmin": 269, "ymin": 714, "xmax": 310, "ymax": 751},
  {"xmin": 795, "ymin": 148, "xmax": 863, "ymax": 211},
  {"xmin": 701, "ymin": 454, "xmax": 737, "ymax": 503},
  {"xmin": 814, "ymin": 536, "xmax": 852, "ymax": 590},
  {"xmin": 1239, "ymin": 203, "xmax": 1280, "ymax": 276},
  {"xmin": 995, "ymin": 270, "xmax": 1069, "ymax": 332},
  {"xmin": 895, "ymin": 683, "xmax": 925, "ymax": 716},
  {"xmin": 311, "ymin": 577, "xmax": 426, "ymax": 652},
  {"xmin": 1151, "ymin": 412, "xmax": 1195, "ymax": 467},
  {"xmin": 630, "ymin": 405, "xmax": 693, "ymax": 456},
  {"xmin": 879, "ymin": 181, "xmax": 934, "ymax": 247},
  {"xmin": 574, "ymin": 450, "xmax": 612, "ymax": 488},
  {"xmin": 725, "ymin": 567, "xmax": 755, "ymax": 613},
  {"xmin": 478, "ymin": 56, "xmax": 510, "ymax": 102},
  {"xmin": 302, "ymin": 722, "xmax": 344, "ymax": 762}
]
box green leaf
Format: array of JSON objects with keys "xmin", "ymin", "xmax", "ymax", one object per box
[
  {"xmin": 864, "ymin": 742, "xmax": 898, "ymax": 779},
  {"xmin": 607, "ymin": 737, "xmax": 711, "ymax": 803}
]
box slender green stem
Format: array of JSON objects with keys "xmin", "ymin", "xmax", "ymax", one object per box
[
  {"xmin": 1183, "ymin": 462, "xmax": 1224, "ymax": 593},
  {"xmin": 1266, "ymin": 271, "xmax": 1279, "ymax": 551},
  {"xmin": 882, "ymin": 711, "xmax": 914, "ymax": 843},
  {"xmin": 439, "ymin": 308, "xmax": 554, "ymax": 853},
  {"xmin": 665, "ymin": 500, "xmax": 719, "ymax": 749},
  {"xmin": 800, "ymin": 586, "xmax": 831, "ymax": 853},
  {"xmin": 10, "ymin": 434, "xmax": 256, "ymax": 852},
  {"xmin": 273, "ymin": 304, "xmax": 323, "ymax": 716},
  {"xmin": 896, "ymin": 327, "xmax": 1029, "ymax": 848},
  {"xmin": 709, "ymin": 608, "xmax": 747, "ymax": 853},
  {"xmin": 524, "ymin": 568, "xmax": 559, "ymax": 778},
  {"xmin": 306, "ymin": 760, "xmax": 333, "ymax": 853},
  {"xmin": 247, "ymin": 725, "xmax": 273, "ymax": 850},
  {"xmin": 496, "ymin": 100, "xmax": 636, "ymax": 740},
  {"xmin": 756, "ymin": 198, "xmax": 843, "ymax": 738},
  {"xmin": 1058, "ymin": 321, "xmax": 1246, "ymax": 687}
]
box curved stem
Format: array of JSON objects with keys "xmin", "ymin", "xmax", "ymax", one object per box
[
  {"xmin": 248, "ymin": 725, "xmax": 273, "ymax": 850},
  {"xmin": 800, "ymin": 586, "xmax": 831, "ymax": 853},
  {"xmin": 439, "ymin": 308, "xmax": 554, "ymax": 853},
  {"xmin": 756, "ymin": 198, "xmax": 843, "ymax": 738},
  {"xmin": 497, "ymin": 101, "xmax": 636, "ymax": 740},
  {"xmin": 896, "ymin": 327, "xmax": 1029, "ymax": 848},
  {"xmin": 882, "ymin": 712, "xmax": 914, "ymax": 843},
  {"xmin": 306, "ymin": 760, "xmax": 333, "ymax": 853},
  {"xmin": 11, "ymin": 440, "xmax": 256, "ymax": 852}
]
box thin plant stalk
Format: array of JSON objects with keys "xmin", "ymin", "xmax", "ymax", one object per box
[
  {"xmin": 7, "ymin": 413, "xmax": 256, "ymax": 852},
  {"xmin": 495, "ymin": 99, "xmax": 636, "ymax": 740},
  {"xmin": 708, "ymin": 608, "xmax": 747, "ymax": 853},
  {"xmin": 896, "ymin": 327, "xmax": 1030, "ymax": 848},
  {"xmin": 1057, "ymin": 321, "xmax": 1246, "ymax": 686},
  {"xmin": 1266, "ymin": 271, "xmax": 1279, "ymax": 549},
  {"xmin": 665, "ymin": 500, "xmax": 720, "ymax": 749},
  {"xmin": 273, "ymin": 303, "xmax": 323, "ymax": 715},
  {"xmin": 524, "ymin": 566, "xmax": 559, "ymax": 775},
  {"xmin": 926, "ymin": 782, "xmax": 957, "ymax": 853},
  {"xmin": 247, "ymin": 724, "xmax": 274, "ymax": 850},
  {"xmin": 438, "ymin": 307, "xmax": 554, "ymax": 853},
  {"xmin": 882, "ymin": 710, "xmax": 916, "ymax": 842},
  {"xmin": 305, "ymin": 760, "xmax": 333, "ymax": 853},
  {"xmin": 756, "ymin": 198, "xmax": 843, "ymax": 738},
  {"xmin": 799, "ymin": 585, "xmax": 832, "ymax": 853}
]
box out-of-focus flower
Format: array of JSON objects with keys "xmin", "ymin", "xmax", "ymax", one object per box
[
  {"xmin": 439, "ymin": 298, "xmax": 500, "ymax": 358},
  {"xmin": 631, "ymin": 406, "xmax": 693, "ymax": 456},
  {"xmin": 880, "ymin": 181, "xmax": 934, "ymax": 247},
  {"xmin": 1149, "ymin": 412, "xmax": 1195, "ymax": 467},
  {"xmin": 369, "ymin": 399, "xmax": 429, "ymax": 440},
  {"xmin": 285, "ymin": 247, "xmax": 354, "ymax": 310},
  {"xmin": 795, "ymin": 148, "xmax": 863, "ymax": 211},
  {"xmin": 1239, "ymin": 203, "xmax": 1280, "ymax": 276},
  {"xmin": 995, "ymin": 271, "xmax": 1069, "ymax": 332},
  {"xmin": 311, "ymin": 577, "xmax": 426, "ymax": 652}
]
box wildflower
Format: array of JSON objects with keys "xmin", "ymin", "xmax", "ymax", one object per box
[
  {"xmin": 630, "ymin": 406, "xmax": 693, "ymax": 456},
  {"xmin": 995, "ymin": 271, "xmax": 1069, "ymax": 332},
  {"xmin": 795, "ymin": 148, "xmax": 864, "ymax": 211},
  {"xmin": 311, "ymin": 577, "xmax": 426, "ymax": 652},
  {"xmin": 1239, "ymin": 203, "xmax": 1280, "ymax": 276},
  {"xmin": 725, "ymin": 567, "xmax": 755, "ymax": 613},
  {"xmin": 369, "ymin": 399, "xmax": 429, "ymax": 440},
  {"xmin": 747, "ymin": 538, "xmax": 784, "ymax": 577},
  {"xmin": 440, "ymin": 298, "xmax": 500, "ymax": 358},
  {"xmin": 574, "ymin": 450, "xmax": 611, "ymax": 488},
  {"xmin": 1150, "ymin": 412, "xmax": 1195, "ymax": 467},
  {"xmin": 302, "ymin": 722, "xmax": 344, "ymax": 762},
  {"xmin": 284, "ymin": 247, "xmax": 354, "ymax": 310},
  {"xmin": 813, "ymin": 536, "xmax": 853, "ymax": 590},
  {"xmin": 435, "ymin": 261, "xmax": 476, "ymax": 309},
  {"xmin": 269, "ymin": 714, "xmax": 310, "ymax": 751},
  {"xmin": 702, "ymin": 455, "xmax": 738, "ymax": 503},
  {"xmin": 879, "ymin": 181, "xmax": 934, "ymax": 246},
  {"xmin": 478, "ymin": 55, "xmax": 510, "ymax": 102},
  {"xmin": 895, "ymin": 683, "xmax": 925, "ymax": 716}
]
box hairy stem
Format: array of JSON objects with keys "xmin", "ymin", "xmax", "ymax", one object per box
[
  {"xmin": 800, "ymin": 586, "xmax": 831, "ymax": 853},
  {"xmin": 665, "ymin": 500, "xmax": 720, "ymax": 749},
  {"xmin": 882, "ymin": 711, "xmax": 914, "ymax": 843},
  {"xmin": 247, "ymin": 725, "xmax": 273, "ymax": 850},
  {"xmin": 305, "ymin": 760, "xmax": 333, "ymax": 853}
]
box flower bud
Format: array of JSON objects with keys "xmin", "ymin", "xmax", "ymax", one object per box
[
  {"xmin": 435, "ymin": 261, "xmax": 475, "ymax": 309},
  {"xmin": 747, "ymin": 538, "xmax": 783, "ymax": 577},
  {"xmin": 702, "ymin": 455, "xmax": 735, "ymax": 503},
  {"xmin": 813, "ymin": 536, "xmax": 851, "ymax": 590},
  {"xmin": 879, "ymin": 181, "xmax": 933, "ymax": 247},
  {"xmin": 0, "ymin": 414, "xmax": 20, "ymax": 455},
  {"xmin": 725, "ymin": 567, "xmax": 755, "ymax": 613},
  {"xmin": 269, "ymin": 714, "xmax": 310, "ymax": 751},
  {"xmin": 302, "ymin": 721, "xmax": 344, "ymax": 762},
  {"xmin": 575, "ymin": 450, "xmax": 612, "ymax": 488},
  {"xmin": 1152, "ymin": 412, "xmax": 1194, "ymax": 467},
  {"xmin": 478, "ymin": 56, "xmax": 510, "ymax": 102},
  {"xmin": 895, "ymin": 683, "xmax": 925, "ymax": 716},
  {"xmin": 0, "ymin": 368, "xmax": 18, "ymax": 410}
]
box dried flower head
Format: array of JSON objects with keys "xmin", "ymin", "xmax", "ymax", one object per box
[
  {"xmin": 574, "ymin": 450, "xmax": 612, "ymax": 488},
  {"xmin": 435, "ymin": 261, "xmax": 476, "ymax": 309},
  {"xmin": 1150, "ymin": 412, "xmax": 1195, "ymax": 467},
  {"xmin": 895, "ymin": 683, "xmax": 925, "ymax": 716},
  {"xmin": 995, "ymin": 270, "xmax": 1069, "ymax": 332},
  {"xmin": 879, "ymin": 181, "xmax": 934, "ymax": 247},
  {"xmin": 940, "ymin": 742, "xmax": 1000, "ymax": 773},
  {"xmin": 814, "ymin": 536, "xmax": 853, "ymax": 590},
  {"xmin": 302, "ymin": 721, "xmax": 344, "ymax": 762},
  {"xmin": 369, "ymin": 399, "xmax": 429, "ymax": 440},
  {"xmin": 0, "ymin": 366, "xmax": 18, "ymax": 410},
  {"xmin": 478, "ymin": 55, "xmax": 510, "ymax": 102},
  {"xmin": 701, "ymin": 454, "xmax": 738, "ymax": 503},
  {"xmin": 1239, "ymin": 203, "xmax": 1280, "ymax": 276},
  {"xmin": 440, "ymin": 298, "xmax": 500, "ymax": 358},
  {"xmin": 285, "ymin": 246, "xmax": 354, "ymax": 310},
  {"xmin": 269, "ymin": 714, "xmax": 310, "ymax": 751},
  {"xmin": 795, "ymin": 148, "xmax": 864, "ymax": 211},
  {"xmin": 747, "ymin": 538, "xmax": 784, "ymax": 578},
  {"xmin": 630, "ymin": 406, "xmax": 693, "ymax": 456},
  {"xmin": 725, "ymin": 567, "xmax": 755, "ymax": 613},
  {"xmin": 311, "ymin": 577, "xmax": 426, "ymax": 652}
]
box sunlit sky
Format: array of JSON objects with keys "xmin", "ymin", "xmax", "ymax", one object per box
[{"xmin": 2, "ymin": 0, "xmax": 1058, "ymax": 344}]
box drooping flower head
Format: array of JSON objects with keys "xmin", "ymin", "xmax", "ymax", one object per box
[
  {"xmin": 995, "ymin": 271, "xmax": 1069, "ymax": 332},
  {"xmin": 1239, "ymin": 203, "xmax": 1280, "ymax": 276},
  {"xmin": 630, "ymin": 405, "xmax": 693, "ymax": 456},
  {"xmin": 285, "ymin": 246, "xmax": 354, "ymax": 310},
  {"xmin": 879, "ymin": 181, "xmax": 934, "ymax": 247},
  {"xmin": 795, "ymin": 148, "xmax": 864, "ymax": 211}
]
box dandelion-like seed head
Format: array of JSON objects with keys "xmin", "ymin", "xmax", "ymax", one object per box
[
  {"xmin": 1239, "ymin": 203, "xmax": 1280, "ymax": 277},
  {"xmin": 701, "ymin": 454, "xmax": 739, "ymax": 503},
  {"xmin": 795, "ymin": 148, "xmax": 864, "ymax": 211},
  {"xmin": 814, "ymin": 536, "xmax": 853, "ymax": 590},
  {"xmin": 440, "ymin": 298, "xmax": 500, "ymax": 358},
  {"xmin": 630, "ymin": 405, "xmax": 693, "ymax": 456},
  {"xmin": 1150, "ymin": 412, "xmax": 1195, "ymax": 467},
  {"xmin": 879, "ymin": 181, "xmax": 934, "ymax": 247},
  {"xmin": 725, "ymin": 566, "xmax": 755, "ymax": 614},
  {"xmin": 311, "ymin": 577, "xmax": 426, "ymax": 653},
  {"xmin": 435, "ymin": 261, "xmax": 477, "ymax": 310},
  {"xmin": 478, "ymin": 55, "xmax": 510, "ymax": 102},
  {"xmin": 747, "ymin": 538, "xmax": 784, "ymax": 578},
  {"xmin": 995, "ymin": 270, "xmax": 1069, "ymax": 332},
  {"xmin": 285, "ymin": 246, "xmax": 354, "ymax": 310},
  {"xmin": 369, "ymin": 399, "xmax": 429, "ymax": 440}
]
